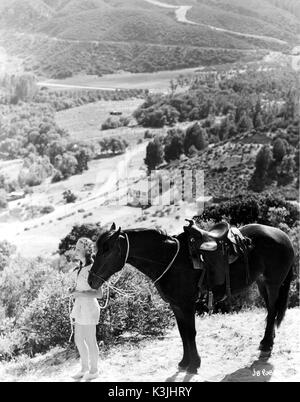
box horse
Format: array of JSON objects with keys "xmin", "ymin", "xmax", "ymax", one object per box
[{"xmin": 88, "ymin": 222, "xmax": 295, "ymax": 374}]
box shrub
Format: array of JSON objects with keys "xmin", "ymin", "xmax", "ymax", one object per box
[
  {"xmin": 0, "ymin": 258, "xmax": 54, "ymax": 319},
  {"xmin": 40, "ymin": 205, "xmax": 55, "ymax": 215},
  {"xmin": 19, "ymin": 272, "xmax": 73, "ymax": 356},
  {"xmin": 0, "ymin": 241, "xmax": 17, "ymax": 271},
  {"xmin": 63, "ymin": 190, "xmax": 77, "ymax": 204},
  {"xmin": 101, "ymin": 116, "xmax": 130, "ymax": 131},
  {"xmin": 144, "ymin": 137, "xmax": 164, "ymax": 173},
  {"xmin": 196, "ymin": 194, "xmax": 299, "ymax": 228},
  {"xmin": 134, "ymin": 105, "xmax": 179, "ymax": 128},
  {"xmin": 184, "ymin": 123, "xmax": 208, "ymax": 155},
  {"xmin": 58, "ymin": 223, "xmax": 104, "ymax": 255},
  {"xmin": 0, "ymin": 262, "xmax": 173, "ymax": 359},
  {"xmin": 51, "ymin": 169, "xmax": 64, "ymax": 183},
  {"xmin": 0, "ymin": 190, "xmax": 8, "ymax": 209},
  {"xmin": 164, "ymin": 128, "xmax": 185, "ymax": 162}
]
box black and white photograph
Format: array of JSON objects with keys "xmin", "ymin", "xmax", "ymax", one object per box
[{"xmin": 0, "ymin": 0, "xmax": 299, "ymax": 386}]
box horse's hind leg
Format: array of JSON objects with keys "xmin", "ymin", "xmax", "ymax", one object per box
[
  {"xmin": 257, "ymin": 278, "xmax": 269, "ymax": 310},
  {"xmin": 259, "ymin": 284, "xmax": 279, "ymax": 357}
]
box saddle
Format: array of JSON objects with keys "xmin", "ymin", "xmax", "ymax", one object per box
[{"xmin": 184, "ymin": 219, "xmax": 252, "ymax": 305}]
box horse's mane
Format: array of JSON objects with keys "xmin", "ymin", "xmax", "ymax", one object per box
[
  {"xmin": 125, "ymin": 227, "xmax": 169, "ymax": 239},
  {"xmin": 96, "ymin": 227, "xmax": 171, "ymax": 248}
]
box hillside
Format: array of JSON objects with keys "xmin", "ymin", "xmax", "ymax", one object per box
[
  {"xmin": 0, "ymin": 0, "xmax": 54, "ymax": 29},
  {"xmin": 186, "ymin": 0, "xmax": 299, "ymax": 42},
  {"xmin": 0, "ymin": 308, "xmax": 299, "ymax": 382},
  {"xmin": 0, "ymin": 0, "xmax": 296, "ymax": 78}
]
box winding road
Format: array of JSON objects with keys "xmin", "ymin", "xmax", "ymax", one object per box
[{"xmin": 144, "ymin": 0, "xmax": 288, "ymax": 45}]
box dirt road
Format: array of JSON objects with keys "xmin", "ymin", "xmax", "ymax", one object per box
[{"xmin": 144, "ymin": 0, "xmax": 288, "ymax": 45}]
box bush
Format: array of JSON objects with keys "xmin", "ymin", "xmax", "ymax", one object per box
[
  {"xmin": 19, "ymin": 271, "xmax": 73, "ymax": 356},
  {"xmin": 40, "ymin": 205, "xmax": 55, "ymax": 215},
  {"xmin": 0, "ymin": 258, "xmax": 173, "ymax": 359},
  {"xmin": 197, "ymin": 194, "xmax": 299, "ymax": 227},
  {"xmin": 58, "ymin": 223, "xmax": 104, "ymax": 255},
  {"xmin": 184, "ymin": 123, "xmax": 208, "ymax": 155},
  {"xmin": 0, "ymin": 241, "xmax": 16, "ymax": 271},
  {"xmin": 51, "ymin": 169, "xmax": 64, "ymax": 183},
  {"xmin": 144, "ymin": 137, "xmax": 164, "ymax": 172},
  {"xmin": 101, "ymin": 116, "xmax": 130, "ymax": 131},
  {"xmin": 63, "ymin": 190, "xmax": 77, "ymax": 204},
  {"xmin": 134, "ymin": 105, "xmax": 179, "ymax": 128},
  {"xmin": 0, "ymin": 190, "xmax": 8, "ymax": 209}
]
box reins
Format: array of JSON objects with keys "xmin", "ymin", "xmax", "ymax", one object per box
[
  {"xmin": 90, "ymin": 232, "xmax": 180, "ymax": 285},
  {"xmin": 153, "ymin": 238, "xmax": 180, "ymax": 285}
]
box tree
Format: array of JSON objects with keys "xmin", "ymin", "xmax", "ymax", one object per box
[
  {"xmin": 45, "ymin": 140, "xmax": 67, "ymax": 164},
  {"xmin": 253, "ymin": 113, "xmax": 264, "ymax": 129},
  {"xmin": 134, "ymin": 105, "xmax": 179, "ymax": 128},
  {"xmin": 144, "ymin": 138, "xmax": 164, "ymax": 173},
  {"xmin": 273, "ymin": 138, "xmax": 286, "ymax": 163},
  {"xmin": 14, "ymin": 74, "xmax": 37, "ymax": 103},
  {"xmin": 164, "ymin": 129, "xmax": 184, "ymax": 162},
  {"xmin": 58, "ymin": 223, "xmax": 103, "ymax": 255},
  {"xmin": 63, "ymin": 190, "xmax": 77, "ymax": 204},
  {"xmin": 255, "ymin": 145, "xmax": 273, "ymax": 174},
  {"xmin": 277, "ymin": 155, "xmax": 296, "ymax": 186},
  {"xmin": 54, "ymin": 152, "xmax": 78, "ymax": 179},
  {"xmin": 75, "ymin": 149, "xmax": 90, "ymax": 173},
  {"xmin": 237, "ymin": 112, "xmax": 253, "ymax": 133},
  {"xmin": 249, "ymin": 145, "xmax": 273, "ymax": 192},
  {"xmin": 184, "ymin": 123, "xmax": 208, "ymax": 155}
]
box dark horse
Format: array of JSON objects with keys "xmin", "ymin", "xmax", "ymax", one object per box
[{"xmin": 88, "ymin": 222, "xmax": 294, "ymax": 374}]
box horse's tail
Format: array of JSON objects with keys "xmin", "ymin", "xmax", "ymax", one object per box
[{"xmin": 276, "ymin": 265, "xmax": 294, "ymax": 328}]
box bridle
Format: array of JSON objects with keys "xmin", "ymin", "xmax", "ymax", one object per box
[{"xmin": 89, "ymin": 231, "xmax": 180, "ymax": 286}]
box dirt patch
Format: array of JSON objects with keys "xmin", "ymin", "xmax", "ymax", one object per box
[{"xmin": 1, "ymin": 308, "xmax": 299, "ymax": 382}]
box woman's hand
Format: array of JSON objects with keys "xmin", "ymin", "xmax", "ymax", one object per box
[{"xmin": 71, "ymin": 290, "xmax": 103, "ymax": 299}]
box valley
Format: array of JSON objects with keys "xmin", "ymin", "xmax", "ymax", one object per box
[{"xmin": 0, "ymin": 0, "xmax": 299, "ymax": 384}]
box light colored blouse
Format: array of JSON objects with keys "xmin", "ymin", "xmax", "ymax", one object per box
[{"xmin": 70, "ymin": 264, "xmax": 100, "ymax": 325}]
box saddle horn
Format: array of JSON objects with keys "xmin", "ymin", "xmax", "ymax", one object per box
[{"xmin": 185, "ymin": 219, "xmax": 195, "ymax": 227}]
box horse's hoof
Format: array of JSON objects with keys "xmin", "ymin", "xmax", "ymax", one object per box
[
  {"xmin": 178, "ymin": 360, "xmax": 189, "ymax": 371},
  {"xmin": 259, "ymin": 350, "xmax": 272, "ymax": 360},
  {"xmin": 186, "ymin": 367, "xmax": 198, "ymax": 375}
]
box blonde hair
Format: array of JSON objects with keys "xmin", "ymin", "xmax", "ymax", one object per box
[{"xmin": 76, "ymin": 237, "xmax": 95, "ymax": 265}]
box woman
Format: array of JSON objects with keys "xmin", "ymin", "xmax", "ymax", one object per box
[{"xmin": 70, "ymin": 237, "xmax": 103, "ymax": 381}]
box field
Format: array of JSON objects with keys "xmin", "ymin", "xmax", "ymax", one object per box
[
  {"xmin": 0, "ymin": 308, "xmax": 299, "ymax": 382},
  {"xmin": 55, "ymin": 98, "xmax": 145, "ymax": 142},
  {"xmin": 40, "ymin": 67, "xmax": 204, "ymax": 92}
]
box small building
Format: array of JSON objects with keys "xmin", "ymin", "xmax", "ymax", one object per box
[{"xmin": 127, "ymin": 179, "xmax": 159, "ymax": 207}]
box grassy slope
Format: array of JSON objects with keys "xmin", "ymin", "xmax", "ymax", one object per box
[
  {"xmin": 1, "ymin": 308, "xmax": 299, "ymax": 382},
  {"xmin": 266, "ymin": 0, "xmax": 300, "ymax": 19},
  {"xmin": 55, "ymin": 98, "xmax": 145, "ymax": 142},
  {"xmin": 0, "ymin": 0, "xmax": 295, "ymax": 77},
  {"xmin": 188, "ymin": 2, "xmax": 298, "ymax": 41},
  {"xmin": 38, "ymin": 8, "xmax": 254, "ymax": 49}
]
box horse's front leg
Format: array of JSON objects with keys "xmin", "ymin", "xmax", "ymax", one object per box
[
  {"xmin": 171, "ymin": 304, "xmax": 190, "ymax": 369},
  {"xmin": 171, "ymin": 304, "xmax": 201, "ymax": 374}
]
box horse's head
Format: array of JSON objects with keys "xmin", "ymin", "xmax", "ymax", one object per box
[{"xmin": 88, "ymin": 223, "xmax": 126, "ymax": 289}]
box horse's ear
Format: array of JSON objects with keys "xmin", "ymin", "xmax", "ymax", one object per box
[
  {"xmin": 110, "ymin": 223, "xmax": 116, "ymax": 231},
  {"xmin": 110, "ymin": 227, "xmax": 121, "ymax": 243}
]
